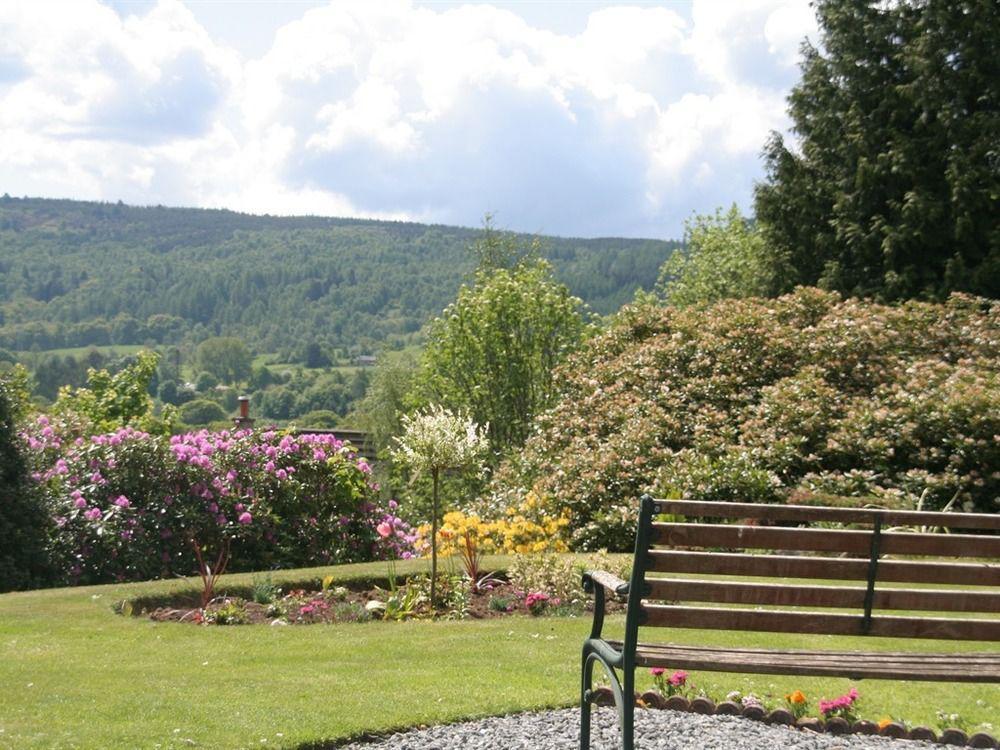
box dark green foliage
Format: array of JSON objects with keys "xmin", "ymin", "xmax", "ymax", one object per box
[
  {"xmin": 194, "ymin": 371, "xmax": 219, "ymax": 392},
  {"xmin": 178, "ymin": 398, "xmax": 227, "ymax": 425},
  {"xmin": 755, "ymin": 0, "xmax": 1000, "ymax": 300},
  {"xmin": 492, "ymin": 290, "xmax": 1000, "ymax": 549},
  {"xmin": 0, "ymin": 369, "xmax": 52, "ymax": 591},
  {"xmin": 0, "ymin": 197, "xmax": 678, "ymax": 355},
  {"xmin": 195, "ymin": 337, "xmax": 251, "ymax": 385}
]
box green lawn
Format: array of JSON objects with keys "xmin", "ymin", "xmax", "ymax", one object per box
[{"xmin": 1, "ymin": 557, "xmax": 996, "ymax": 749}]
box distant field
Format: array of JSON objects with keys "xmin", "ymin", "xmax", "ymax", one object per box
[{"xmin": 15, "ymin": 344, "xmax": 147, "ymax": 360}]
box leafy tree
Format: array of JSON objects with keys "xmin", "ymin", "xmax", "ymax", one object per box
[
  {"xmin": 0, "ymin": 366, "xmax": 52, "ymax": 591},
  {"xmin": 157, "ymin": 379, "xmax": 179, "ymax": 405},
  {"xmin": 178, "ymin": 398, "xmax": 227, "ymax": 425},
  {"xmin": 755, "ymin": 0, "xmax": 1000, "ymax": 300},
  {"xmin": 303, "ymin": 342, "xmax": 331, "ymax": 368},
  {"xmin": 196, "ymin": 337, "xmax": 251, "ymax": 385},
  {"xmin": 655, "ymin": 205, "xmax": 778, "ymax": 306},
  {"xmin": 54, "ymin": 350, "xmax": 174, "ymax": 434},
  {"xmin": 195, "ymin": 371, "xmax": 219, "ymax": 392},
  {"xmin": 294, "ymin": 409, "xmax": 340, "ymax": 429},
  {"xmin": 422, "ymin": 259, "xmax": 590, "ymax": 457}
]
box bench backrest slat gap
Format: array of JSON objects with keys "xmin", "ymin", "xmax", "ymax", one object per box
[
  {"xmin": 651, "ymin": 522, "xmax": 1000, "ymax": 558},
  {"xmin": 640, "ymin": 604, "xmax": 1000, "ymax": 640}
]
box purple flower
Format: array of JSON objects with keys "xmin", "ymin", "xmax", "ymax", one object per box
[
  {"xmin": 84, "ymin": 508, "xmax": 101, "ymax": 521},
  {"xmin": 238, "ymin": 512, "xmax": 253, "ymax": 525},
  {"xmin": 113, "ymin": 495, "xmax": 130, "ymax": 508}
]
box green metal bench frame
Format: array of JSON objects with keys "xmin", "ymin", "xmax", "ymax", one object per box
[{"xmin": 580, "ymin": 495, "xmax": 1000, "ymax": 750}]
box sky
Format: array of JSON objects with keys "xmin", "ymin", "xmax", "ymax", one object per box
[{"xmin": 0, "ymin": 0, "xmax": 819, "ymax": 239}]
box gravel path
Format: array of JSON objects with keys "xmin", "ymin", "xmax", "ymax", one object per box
[{"xmin": 337, "ymin": 707, "xmax": 937, "ymax": 749}]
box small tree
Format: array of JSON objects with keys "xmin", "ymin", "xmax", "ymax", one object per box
[
  {"xmin": 391, "ymin": 406, "xmax": 487, "ymax": 605},
  {"xmin": 655, "ymin": 205, "xmax": 778, "ymax": 306}
]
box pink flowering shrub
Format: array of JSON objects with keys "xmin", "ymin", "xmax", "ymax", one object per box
[{"xmin": 26, "ymin": 420, "xmax": 416, "ymax": 585}]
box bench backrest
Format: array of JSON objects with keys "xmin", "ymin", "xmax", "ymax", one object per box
[{"xmin": 623, "ymin": 496, "xmax": 1000, "ymax": 652}]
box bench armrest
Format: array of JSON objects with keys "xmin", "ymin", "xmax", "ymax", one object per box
[
  {"xmin": 582, "ymin": 570, "xmax": 629, "ymax": 601},
  {"xmin": 582, "ymin": 570, "xmax": 629, "ymax": 641}
]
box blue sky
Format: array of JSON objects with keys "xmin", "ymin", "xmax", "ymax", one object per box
[{"xmin": 0, "ymin": 1, "xmax": 818, "ymax": 239}]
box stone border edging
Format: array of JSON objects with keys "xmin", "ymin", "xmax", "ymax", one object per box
[{"xmin": 587, "ymin": 688, "xmax": 998, "ymax": 748}]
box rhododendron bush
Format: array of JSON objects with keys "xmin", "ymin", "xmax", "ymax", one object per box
[
  {"xmin": 491, "ymin": 289, "xmax": 999, "ymax": 550},
  {"xmin": 27, "ymin": 419, "xmax": 415, "ymax": 585}
]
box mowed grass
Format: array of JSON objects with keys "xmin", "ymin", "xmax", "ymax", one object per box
[{"xmin": 1, "ymin": 556, "xmax": 997, "ymax": 749}]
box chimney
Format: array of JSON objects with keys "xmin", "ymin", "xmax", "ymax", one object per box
[{"xmin": 233, "ymin": 396, "xmax": 255, "ymax": 429}]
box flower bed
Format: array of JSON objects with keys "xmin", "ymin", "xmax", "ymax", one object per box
[
  {"xmin": 129, "ymin": 571, "xmax": 622, "ymax": 626},
  {"xmin": 589, "ymin": 671, "xmax": 998, "ymax": 748}
]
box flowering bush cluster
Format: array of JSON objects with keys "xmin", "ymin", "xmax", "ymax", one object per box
[
  {"xmin": 524, "ymin": 591, "xmax": 552, "ymax": 615},
  {"xmin": 785, "ymin": 689, "xmax": 810, "ymax": 719},
  {"xmin": 820, "ymin": 687, "xmax": 860, "ymax": 722},
  {"xmin": 492, "ymin": 289, "xmax": 1000, "ymax": 549},
  {"xmin": 651, "ymin": 668, "xmax": 690, "ymax": 698},
  {"xmin": 414, "ymin": 492, "xmax": 570, "ymax": 557},
  {"xmin": 25, "ymin": 417, "xmax": 416, "ymax": 585}
]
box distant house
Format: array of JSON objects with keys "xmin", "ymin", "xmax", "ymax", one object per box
[{"xmin": 354, "ymin": 355, "xmax": 377, "ymax": 367}]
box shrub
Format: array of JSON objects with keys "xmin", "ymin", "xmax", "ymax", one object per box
[
  {"xmin": 0, "ymin": 369, "xmax": 53, "ymax": 591},
  {"xmin": 413, "ymin": 492, "xmax": 570, "ymax": 557},
  {"xmin": 25, "ymin": 422, "xmax": 416, "ymax": 585},
  {"xmin": 491, "ymin": 289, "xmax": 1000, "ymax": 549},
  {"xmin": 178, "ymin": 399, "xmax": 227, "ymax": 425}
]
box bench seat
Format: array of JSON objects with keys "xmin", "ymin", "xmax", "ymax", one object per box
[{"xmin": 604, "ymin": 641, "xmax": 1000, "ymax": 681}]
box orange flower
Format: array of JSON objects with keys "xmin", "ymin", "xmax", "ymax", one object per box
[
  {"xmin": 787, "ymin": 690, "xmax": 807, "ymax": 704},
  {"xmin": 878, "ymin": 717, "xmax": 893, "ymax": 730}
]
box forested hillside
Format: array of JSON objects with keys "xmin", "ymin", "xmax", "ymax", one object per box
[{"xmin": 0, "ymin": 196, "xmax": 678, "ymax": 358}]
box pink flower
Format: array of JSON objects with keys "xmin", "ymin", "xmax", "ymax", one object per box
[
  {"xmin": 238, "ymin": 512, "xmax": 253, "ymax": 525},
  {"xmin": 668, "ymin": 670, "xmax": 688, "ymax": 687},
  {"xmin": 376, "ymin": 522, "xmax": 392, "ymax": 538},
  {"xmin": 357, "ymin": 459, "xmax": 371, "ymax": 474},
  {"xmin": 650, "ymin": 667, "xmax": 666, "ymax": 677},
  {"xmin": 113, "ymin": 495, "xmax": 130, "ymax": 508},
  {"xmin": 84, "ymin": 507, "xmax": 101, "ymax": 521}
]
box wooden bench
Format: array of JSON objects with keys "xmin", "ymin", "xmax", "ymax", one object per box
[{"xmin": 581, "ymin": 495, "xmax": 1000, "ymax": 750}]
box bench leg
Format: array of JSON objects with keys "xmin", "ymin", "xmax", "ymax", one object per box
[
  {"xmin": 581, "ymin": 645, "xmax": 633, "ymax": 750},
  {"xmin": 621, "ymin": 667, "xmax": 635, "ymax": 750},
  {"xmin": 580, "ymin": 646, "xmax": 594, "ymax": 750}
]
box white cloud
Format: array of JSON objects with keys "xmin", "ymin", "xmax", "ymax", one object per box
[{"xmin": 0, "ymin": 0, "xmax": 819, "ymax": 237}]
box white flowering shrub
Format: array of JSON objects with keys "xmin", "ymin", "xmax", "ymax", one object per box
[{"xmin": 391, "ymin": 405, "xmax": 488, "ymax": 476}]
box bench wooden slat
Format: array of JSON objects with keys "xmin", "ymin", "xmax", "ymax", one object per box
[
  {"xmin": 646, "ymin": 578, "xmax": 1000, "ymax": 613},
  {"xmin": 641, "ymin": 604, "xmax": 1000, "ymax": 640},
  {"xmin": 653, "ymin": 499, "xmax": 1000, "ymax": 531},
  {"xmin": 647, "ymin": 550, "xmax": 1000, "ymax": 586},
  {"xmin": 651, "ymin": 522, "xmax": 1000, "ymax": 558},
  {"xmin": 605, "ymin": 642, "xmax": 1000, "ymax": 682}
]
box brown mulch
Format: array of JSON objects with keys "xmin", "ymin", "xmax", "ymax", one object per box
[{"xmin": 145, "ymin": 579, "xmax": 610, "ymax": 626}]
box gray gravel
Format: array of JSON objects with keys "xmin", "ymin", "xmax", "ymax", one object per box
[{"xmin": 337, "ymin": 707, "xmax": 938, "ymax": 749}]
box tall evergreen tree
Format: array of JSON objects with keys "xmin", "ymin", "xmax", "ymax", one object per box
[
  {"xmin": 0, "ymin": 368, "xmax": 52, "ymax": 591},
  {"xmin": 755, "ymin": 0, "xmax": 1000, "ymax": 300}
]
